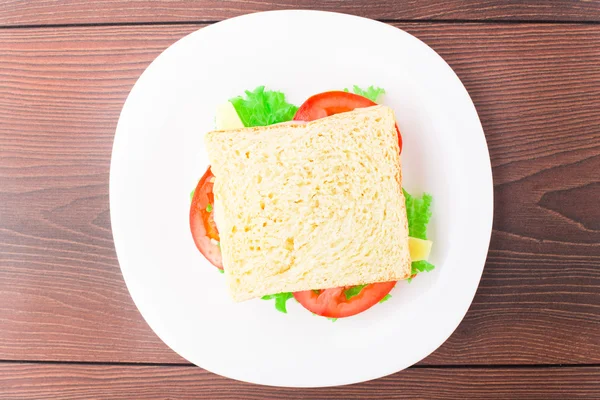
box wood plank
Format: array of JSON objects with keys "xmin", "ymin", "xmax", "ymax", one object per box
[
  {"xmin": 1, "ymin": 363, "xmax": 599, "ymax": 399},
  {"xmin": 0, "ymin": 0, "xmax": 600, "ymax": 26},
  {"xmin": 0, "ymin": 23, "xmax": 599, "ymax": 365}
]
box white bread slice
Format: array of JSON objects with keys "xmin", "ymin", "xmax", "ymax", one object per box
[{"xmin": 205, "ymin": 105, "xmax": 411, "ymax": 302}]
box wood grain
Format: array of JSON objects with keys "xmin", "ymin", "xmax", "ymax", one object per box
[
  {"xmin": 0, "ymin": 0, "xmax": 600, "ymax": 26},
  {"xmin": 1, "ymin": 363, "xmax": 599, "ymax": 399},
  {"xmin": 1, "ymin": 23, "xmax": 599, "ymax": 367}
]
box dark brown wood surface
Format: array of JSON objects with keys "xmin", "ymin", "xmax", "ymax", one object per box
[
  {"xmin": 1, "ymin": 364, "xmax": 599, "ymax": 399},
  {"xmin": 1, "ymin": 1, "xmax": 599, "ymax": 397},
  {"xmin": 1, "ymin": 0, "xmax": 600, "ymax": 26},
  {"xmin": 2, "ymin": 22, "xmax": 599, "ymax": 366}
]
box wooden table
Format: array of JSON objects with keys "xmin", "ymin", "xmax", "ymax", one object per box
[{"xmin": 1, "ymin": 1, "xmax": 599, "ymax": 398}]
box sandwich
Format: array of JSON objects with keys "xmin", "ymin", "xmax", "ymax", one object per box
[
  {"xmin": 190, "ymin": 86, "xmax": 434, "ymax": 319},
  {"xmin": 205, "ymin": 105, "xmax": 411, "ymax": 301}
]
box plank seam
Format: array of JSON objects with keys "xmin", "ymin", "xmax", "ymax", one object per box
[
  {"xmin": 0, "ymin": 18, "xmax": 599, "ymax": 30},
  {"xmin": 0, "ymin": 360, "xmax": 598, "ymax": 369}
]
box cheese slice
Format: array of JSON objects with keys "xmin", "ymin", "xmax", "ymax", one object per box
[
  {"xmin": 408, "ymin": 237, "xmax": 432, "ymax": 261},
  {"xmin": 215, "ymin": 102, "xmax": 244, "ymax": 130}
]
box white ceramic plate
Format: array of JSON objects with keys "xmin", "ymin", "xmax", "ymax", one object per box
[{"xmin": 110, "ymin": 10, "xmax": 493, "ymax": 387}]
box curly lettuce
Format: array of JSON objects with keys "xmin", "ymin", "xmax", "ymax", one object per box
[
  {"xmin": 230, "ymin": 86, "xmax": 298, "ymax": 127},
  {"xmin": 261, "ymin": 292, "xmax": 294, "ymax": 313},
  {"xmin": 403, "ymin": 189, "xmax": 435, "ymax": 281},
  {"xmin": 344, "ymin": 285, "xmax": 367, "ymax": 300},
  {"xmin": 404, "ymin": 189, "xmax": 433, "ymax": 241},
  {"xmin": 379, "ymin": 294, "xmax": 392, "ymax": 303},
  {"xmin": 344, "ymin": 85, "xmax": 386, "ymax": 103}
]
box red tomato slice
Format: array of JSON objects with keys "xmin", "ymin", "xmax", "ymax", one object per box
[
  {"xmin": 190, "ymin": 167, "xmax": 222, "ymax": 270},
  {"xmin": 293, "ymin": 91, "xmax": 402, "ymax": 152},
  {"xmin": 292, "ymin": 91, "xmax": 402, "ymax": 318},
  {"xmin": 293, "ymin": 281, "xmax": 397, "ymax": 318},
  {"xmin": 294, "ymin": 91, "xmax": 377, "ymax": 120}
]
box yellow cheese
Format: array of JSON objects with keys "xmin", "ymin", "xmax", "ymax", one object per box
[
  {"xmin": 215, "ymin": 102, "xmax": 244, "ymax": 130},
  {"xmin": 409, "ymin": 237, "xmax": 432, "ymax": 261}
]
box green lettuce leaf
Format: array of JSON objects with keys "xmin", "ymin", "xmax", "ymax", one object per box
[
  {"xmin": 261, "ymin": 292, "xmax": 294, "ymax": 313},
  {"xmin": 344, "ymin": 85, "xmax": 386, "ymax": 103},
  {"xmin": 344, "ymin": 284, "xmax": 366, "ymax": 300},
  {"xmin": 404, "ymin": 190, "xmax": 435, "ymax": 281},
  {"xmin": 189, "ymin": 188, "xmax": 195, "ymax": 202},
  {"xmin": 412, "ymin": 260, "xmax": 435, "ymax": 275},
  {"xmin": 408, "ymin": 260, "xmax": 435, "ymax": 283},
  {"xmin": 230, "ymin": 86, "xmax": 298, "ymax": 127},
  {"xmin": 379, "ymin": 294, "xmax": 392, "ymax": 303},
  {"xmin": 217, "ymin": 268, "xmax": 224, "ymax": 274},
  {"xmin": 403, "ymin": 189, "xmax": 433, "ymax": 240}
]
